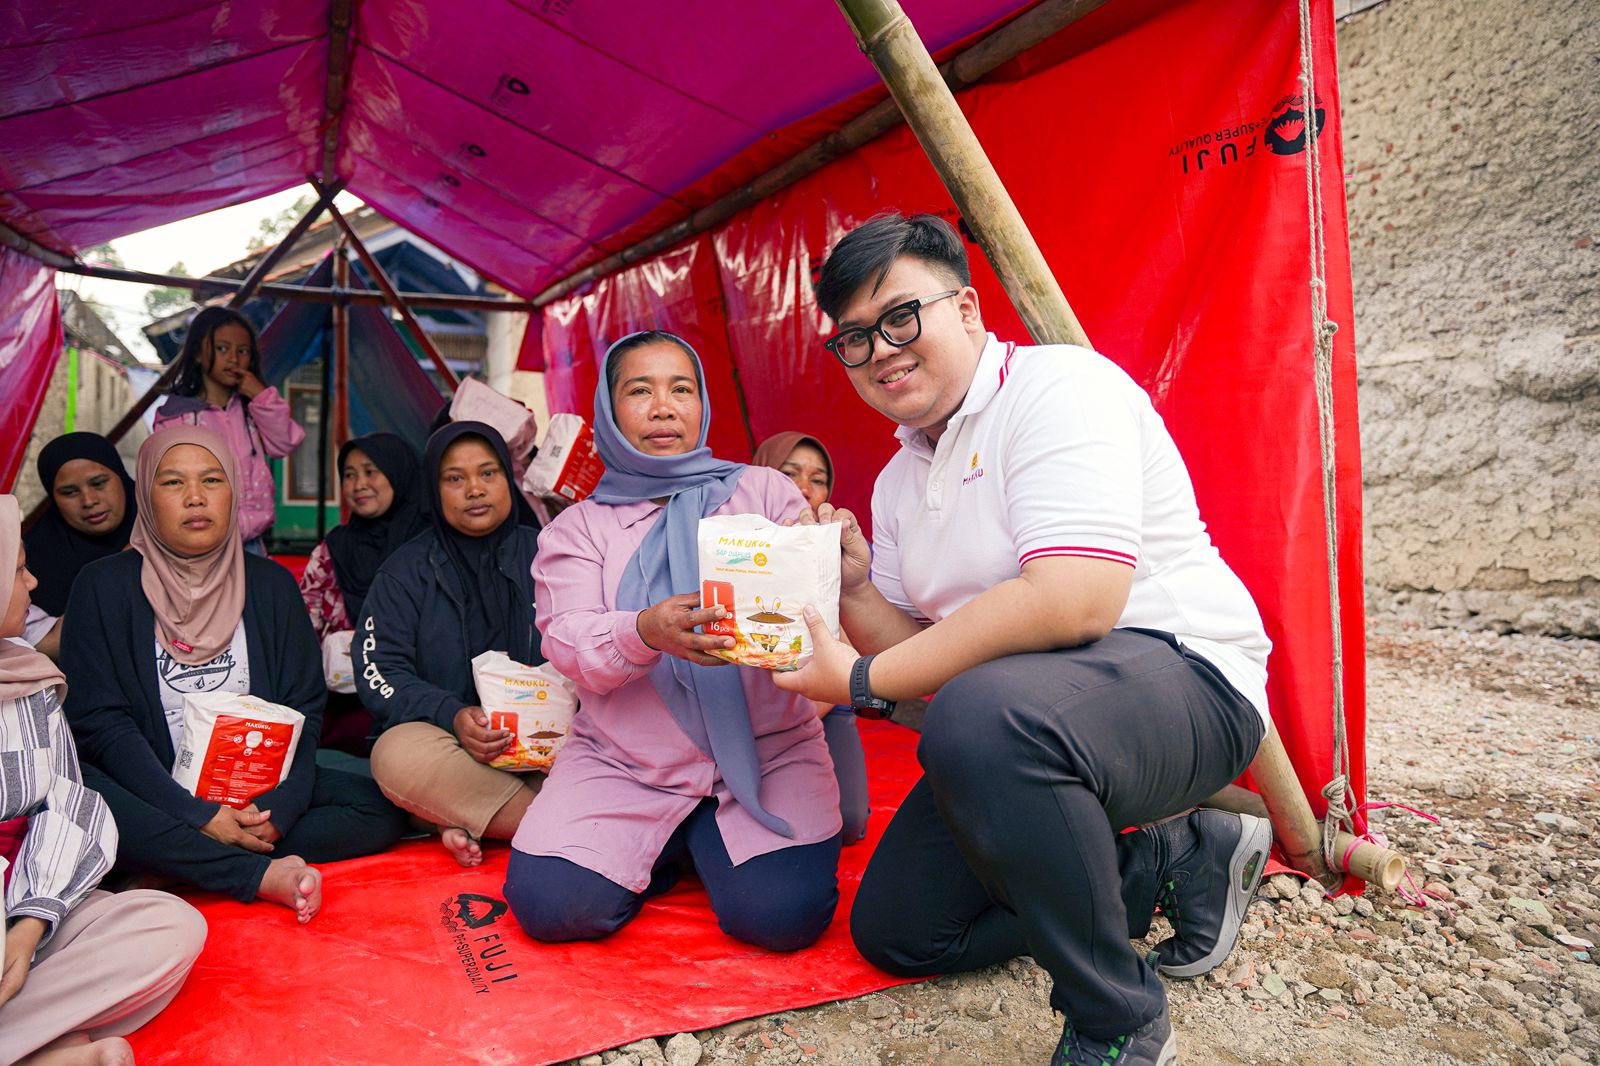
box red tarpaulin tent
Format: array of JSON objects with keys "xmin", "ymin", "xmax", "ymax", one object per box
[{"xmin": 0, "ymin": 1, "xmax": 1365, "ymax": 1054}]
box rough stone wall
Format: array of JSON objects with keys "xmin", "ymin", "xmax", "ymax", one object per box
[{"xmin": 1338, "ymin": 0, "xmax": 1599, "ymax": 636}]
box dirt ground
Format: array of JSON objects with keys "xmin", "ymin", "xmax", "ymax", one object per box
[{"xmin": 566, "ymin": 618, "xmax": 1600, "ymax": 1066}]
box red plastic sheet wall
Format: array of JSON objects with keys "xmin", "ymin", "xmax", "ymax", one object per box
[
  {"xmin": 0, "ymin": 250, "xmax": 62, "ymax": 492},
  {"xmin": 537, "ymin": 0, "xmax": 1367, "ymax": 814}
]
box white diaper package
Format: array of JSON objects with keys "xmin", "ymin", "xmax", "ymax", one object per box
[
  {"xmin": 449, "ymin": 377, "xmax": 540, "ymax": 469},
  {"xmin": 521, "ymin": 413, "xmax": 605, "ymax": 503},
  {"xmin": 470, "ymin": 651, "xmax": 581, "ymax": 772},
  {"xmin": 321, "ymin": 629, "xmax": 356, "ymax": 693},
  {"xmin": 171, "ymin": 692, "xmax": 306, "ymax": 809},
  {"xmin": 697, "ymin": 514, "xmax": 841, "ymax": 672}
]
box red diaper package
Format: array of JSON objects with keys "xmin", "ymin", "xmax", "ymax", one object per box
[
  {"xmin": 171, "ymin": 693, "xmax": 306, "ymax": 809},
  {"xmin": 521, "ymin": 413, "xmax": 605, "ymax": 503}
]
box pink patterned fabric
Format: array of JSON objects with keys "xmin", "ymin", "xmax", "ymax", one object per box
[{"xmin": 298, "ymin": 541, "xmax": 351, "ymax": 641}]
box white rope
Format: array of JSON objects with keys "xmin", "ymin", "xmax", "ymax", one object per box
[{"xmin": 1295, "ymin": 0, "xmax": 1355, "ymax": 875}]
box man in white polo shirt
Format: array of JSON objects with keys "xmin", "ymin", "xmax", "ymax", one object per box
[{"xmin": 774, "ymin": 214, "xmax": 1274, "ymax": 1066}]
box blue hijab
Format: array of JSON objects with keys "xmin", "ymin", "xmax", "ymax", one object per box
[{"xmin": 590, "ymin": 332, "xmax": 792, "ymax": 839}]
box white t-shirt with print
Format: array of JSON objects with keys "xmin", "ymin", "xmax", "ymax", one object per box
[
  {"xmin": 155, "ymin": 619, "xmax": 251, "ymax": 751},
  {"xmin": 870, "ymin": 334, "xmax": 1272, "ymax": 726}
]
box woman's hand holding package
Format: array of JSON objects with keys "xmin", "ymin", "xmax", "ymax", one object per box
[
  {"xmin": 454, "ymin": 705, "xmax": 512, "ymax": 764},
  {"xmin": 636, "ymin": 594, "xmax": 735, "ymax": 667},
  {"xmin": 201, "ymin": 804, "xmax": 276, "ymax": 854},
  {"xmin": 795, "ymin": 504, "xmax": 871, "ymax": 596},
  {"xmin": 0, "ymin": 917, "xmax": 46, "ymax": 1009},
  {"xmin": 771, "ymin": 606, "xmax": 858, "ymax": 707}
]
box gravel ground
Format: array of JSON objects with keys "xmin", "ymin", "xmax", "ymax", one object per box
[{"xmin": 561, "ymin": 618, "xmax": 1600, "ymax": 1066}]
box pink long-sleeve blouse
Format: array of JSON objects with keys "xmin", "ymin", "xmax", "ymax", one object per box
[{"xmin": 512, "ymin": 465, "xmax": 841, "ymax": 892}]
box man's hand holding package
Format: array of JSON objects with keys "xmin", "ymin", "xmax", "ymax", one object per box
[
  {"xmin": 795, "ymin": 504, "xmax": 871, "ymax": 596},
  {"xmin": 771, "ymin": 606, "xmax": 858, "ymax": 707}
]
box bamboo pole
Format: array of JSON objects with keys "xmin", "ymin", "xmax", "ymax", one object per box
[
  {"xmin": 230, "ymin": 180, "xmax": 345, "ymax": 306},
  {"xmin": 834, "ymin": 0, "xmax": 1391, "ymax": 891},
  {"xmin": 833, "ymin": 0, "xmax": 1087, "ymax": 346},
  {"xmin": 533, "ymin": 0, "xmax": 1107, "ymax": 307},
  {"xmin": 320, "ymin": 190, "xmax": 460, "ymax": 391}
]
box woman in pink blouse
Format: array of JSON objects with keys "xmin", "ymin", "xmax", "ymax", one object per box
[{"xmin": 506, "ymin": 332, "xmax": 842, "ymax": 952}]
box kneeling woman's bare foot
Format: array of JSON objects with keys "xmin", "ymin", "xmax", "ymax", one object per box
[
  {"xmin": 441, "ymin": 827, "xmax": 483, "ymax": 868},
  {"xmin": 17, "ymin": 1033, "xmax": 134, "ymax": 1066},
  {"xmin": 257, "ymin": 856, "xmax": 323, "ymax": 924}
]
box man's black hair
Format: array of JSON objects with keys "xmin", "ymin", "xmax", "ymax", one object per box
[
  {"xmin": 814, "ymin": 212, "xmax": 971, "ymax": 324},
  {"xmin": 167, "ymin": 306, "xmax": 263, "ymax": 399},
  {"xmin": 603, "ymin": 330, "xmax": 700, "ymax": 395}
]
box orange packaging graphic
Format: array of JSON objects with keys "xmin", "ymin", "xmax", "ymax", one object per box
[
  {"xmin": 171, "ymin": 693, "xmax": 306, "ymax": 809},
  {"xmin": 471, "ymin": 651, "xmax": 581, "ymax": 772},
  {"xmin": 697, "ymin": 514, "xmax": 841, "ymax": 672},
  {"xmin": 521, "ymin": 413, "xmax": 606, "ymax": 503}
]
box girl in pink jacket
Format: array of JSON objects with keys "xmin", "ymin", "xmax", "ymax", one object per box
[{"xmin": 153, "ymin": 307, "xmax": 305, "ymax": 553}]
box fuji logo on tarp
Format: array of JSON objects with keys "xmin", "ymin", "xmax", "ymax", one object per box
[
  {"xmin": 1170, "ymin": 93, "xmax": 1329, "ymax": 175},
  {"xmin": 449, "ymin": 893, "xmax": 508, "ymax": 930},
  {"xmin": 1264, "ymin": 98, "xmax": 1328, "ymax": 156}
]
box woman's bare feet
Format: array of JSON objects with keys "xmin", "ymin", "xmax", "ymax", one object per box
[
  {"xmin": 17, "ymin": 1033, "xmax": 134, "ymax": 1066},
  {"xmin": 441, "ymin": 827, "xmax": 483, "ymax": 867},
  {"xmin": 256, "ymin": 856, "xmax": 323, "ymax": 924}
]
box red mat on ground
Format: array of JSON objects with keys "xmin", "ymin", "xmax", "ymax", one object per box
[{"xmin": 126, "ymin": 720, "xmax": 926, "ymax": 1066}]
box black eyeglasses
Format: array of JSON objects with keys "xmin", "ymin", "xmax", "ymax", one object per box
[{"xmin": 823, "ymin": 290, "xmax": 959, "ymax": 368}]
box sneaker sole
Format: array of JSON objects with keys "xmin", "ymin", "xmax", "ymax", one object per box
[
  {"xmin": 1157, "ymin": 812, "xmax": 1273, "ymax": 979},
  {"xmin": 1154, "ymin": 1028, "xmax": 1178, "ymax": 1065}
]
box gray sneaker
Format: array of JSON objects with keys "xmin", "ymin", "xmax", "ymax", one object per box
[
  {"xmin": 1152, "ymin": 808, "xmax": 1273, "ymax": 979},
  {"xmin": 1050, "ymin": 1003, "xmax": 1177, "ymax": 1066}
]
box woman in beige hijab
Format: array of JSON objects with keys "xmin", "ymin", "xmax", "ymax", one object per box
[
  {"xmin": 59, "ymin": 426, "xmax": 406, "ymax": 923},
  {"xmin": 0, "ymin": 494, "xmax": 206, "ymax": 1066}
]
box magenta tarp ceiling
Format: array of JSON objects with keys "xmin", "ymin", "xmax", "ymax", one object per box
[{"xmin": 0, "ymin": 0, "xmax": 1034, "ymax": 293}]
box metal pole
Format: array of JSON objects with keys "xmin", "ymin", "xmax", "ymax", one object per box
[
  {"xmin": 317, "ymin": 317, "xmax": 333, "ymax": 542},
  {"xmin": 332, "ymin": 241, "xmax": 351, "ymax": 522},
  {"xmin": 317, "ymin": 187, "xmax": 460, "ymax": 391}
]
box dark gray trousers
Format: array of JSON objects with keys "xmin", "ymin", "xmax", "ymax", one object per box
[{"xmin": 850, "ymin": 629, "xmax": 1265, "ymax": 1038}]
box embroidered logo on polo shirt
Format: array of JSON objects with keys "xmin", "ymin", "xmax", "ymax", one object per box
[{"xmin": 962, "ymin": 451, "xmax": 985, "ymax": 485}]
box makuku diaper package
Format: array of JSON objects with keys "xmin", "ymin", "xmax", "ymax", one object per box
[
  {"xmin": 470, "ymin": 651, "xmax": 581, "ymax": 772},
  {"xmin": 449, "ymin": 377, "xmax": 540, "ymax": 471},
  {"xmin": 698, "ymin": 514, "xmax": 841, "ymax": 672},
  {"xmin": 171, "ymin": 692, "xmax": 306, "ymax": 809},
  {"xmin": 521, "ymin": 413, "xmax": 605, "ymax": 504},
  {"xmin": 321, "ymin": 629, "xmax": 356, "ymax": 693}
]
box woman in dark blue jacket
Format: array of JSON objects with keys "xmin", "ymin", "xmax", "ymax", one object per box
[
  {"xmin": 62, "ymin": 426, "xmax": 407, "ymax": 924},
  {"xmin": 354, "ymin": 421, "xmax": 544, "ymax": 867}
]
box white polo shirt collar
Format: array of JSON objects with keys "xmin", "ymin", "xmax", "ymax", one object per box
[{"xmin": 893, "ymin": 333, "xmax": 1016, "ymax": 457}]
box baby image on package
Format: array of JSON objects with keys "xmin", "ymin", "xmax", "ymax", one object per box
[{"xmin": 697, "ymin": 514, "xmax": 841, "ymax": 672}]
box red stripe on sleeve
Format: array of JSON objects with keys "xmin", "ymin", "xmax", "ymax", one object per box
[{"xmin": 1019, "ymin": 546, "xmax": 1138, "ymax": 568}]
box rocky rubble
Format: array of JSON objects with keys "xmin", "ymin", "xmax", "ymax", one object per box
[{"xmin": 558, "ymin": 620, "xmax": 1600, "ymax": 1065}]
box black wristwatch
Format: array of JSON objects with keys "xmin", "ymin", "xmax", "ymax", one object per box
[{"xmin": 850, "ymin": 654, "xmax": 896, "ymax": 721}]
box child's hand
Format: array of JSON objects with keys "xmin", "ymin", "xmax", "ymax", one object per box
[{"xmin": 236, "ymin": 371, "xmax": 266, "ymax": 399}]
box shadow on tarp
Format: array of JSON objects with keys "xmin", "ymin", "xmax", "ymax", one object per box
[{"xmin": 126, "ymin": 720, "xmax": 927, "ymax": 1066}]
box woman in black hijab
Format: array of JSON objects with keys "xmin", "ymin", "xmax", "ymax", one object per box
[
  {"xmin": 298, "ymin": 432, "xmax": 429, "ymax": 755},
  {"xmin": 22, "ymin": 432, "xmax": 138, "ymax": 659},
  {"xmin": 299, "ymin": 433, "xmax": 428, "ymax": 639},
  {"xmin": 350, "ymin": 422, "xmax": 545, "ymax": 867}
]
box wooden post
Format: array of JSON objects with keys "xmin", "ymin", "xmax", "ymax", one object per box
[
  {"xmin": 832, "ymin": 0, "xmax": 1088, "ymax": 348},
  {"xmin": 318, "ymin": 189, "xmax": 459, "ymax": 391},
  {"xmin": 833, "ymin": 0, "xmax": 1382, "ymax": 891}
]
